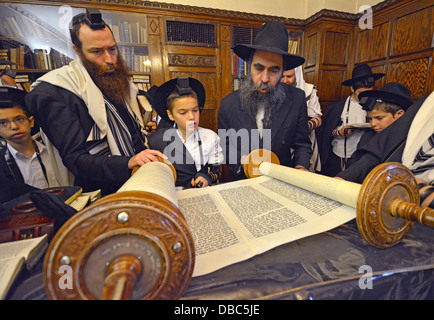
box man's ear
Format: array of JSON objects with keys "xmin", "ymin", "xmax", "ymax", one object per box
[{"xmin": 72, "ymin": 44, "xmax": 80, "ymax": 56}]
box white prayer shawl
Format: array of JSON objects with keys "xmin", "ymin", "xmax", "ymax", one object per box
[
  {"xmin": 294, "ymin": 66, "xmax": 322, "ymax": 172},
  {"xmin": 402, "ymin": 90, "xmax": 434, "ymax": 184},
  {"xmin": 30, "ymin": 59, "xmax": 146, "ymax": 186}
]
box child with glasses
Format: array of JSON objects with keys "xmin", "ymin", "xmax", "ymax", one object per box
[{"xmin": 0, "ymin": 86, "xmax": 60, "ymax": 203}]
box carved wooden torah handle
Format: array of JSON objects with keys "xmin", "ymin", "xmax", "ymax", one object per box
[
  {"xmin": 44, "ymin": 162, "xmax": 194, "ymax": 300},
  {"xmin": 101, "ymin": 255, "xmax": 142, "ymax": 300},
  {"xmin": 357, "ymin": 162, "xmax": 430, "ymax": 248},
  {"xmin": 389, "ymin": 198, "xmax": 434, "ymax": 228}
]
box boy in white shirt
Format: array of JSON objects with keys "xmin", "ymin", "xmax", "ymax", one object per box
[
  {"xmin": 148, "ymin": 77, "xmax": 223, "ymax": 189},
  {"xmin": 0, "ymin": 86, "xmax": 60, "ymax": 202}
]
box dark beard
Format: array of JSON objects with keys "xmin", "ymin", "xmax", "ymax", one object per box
[
  {"xmin": 79, "ymin": 51, "xmax": 131, "ymax": 106},
  {"xmin": 239, "ymin": 74, "xmax": 286, "ymax": 128}
]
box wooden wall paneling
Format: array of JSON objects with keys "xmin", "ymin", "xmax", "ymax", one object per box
[
  {"xmin": 319, "ymin": 69, "xmax": 347, "ymax": 103},
  {"xmin": 306, "ymin": 19, "xmax": 355, "ymax": 111},
  {"xmin": 390, "ymin": 6, "xmax": 434, "ymax": 57},
  {"xmin": 387, "ymin": 57, "xmax": 430, "ymax": 100},
  {"xmin": 166, "ymin": 43, "xmax": 219, "ymax": 132},
  {"xmin": 355, "ymin": 22, "xmax": 390, "ymax": 64},
  {"xmin": 388, "ymin": 5, "xmax": 434, "ymax": 98},
  {"xmin": 353, "ymin": 2, "xmax": 434, "ymax": 101},
  {"xmin": 322, "ymin": 30, "xmax": 351, "ymax": 66},
  {"xmin": 220, "ymin": 23, "xmax": 233, "ymax": 101},
  {"xmin": 302, "ymin": 25, "xmax": 319, "ymax": 89},
  {"xmin": 147, "ymin": 15, "xmax": 165, "ymax": 87}
]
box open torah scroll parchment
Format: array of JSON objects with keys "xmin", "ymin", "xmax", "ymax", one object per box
[{"xmin": 177, "ymin": 163, "xmax": 359, "ymax": 277}]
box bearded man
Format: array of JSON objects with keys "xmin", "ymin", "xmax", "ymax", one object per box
[
  {"xmin": 218, "ymin": 21, "xmax": 312, "ymax": 180},
  {"xmin": 26, "ymin": 9, "xmax": 164, "ymax": 194}
]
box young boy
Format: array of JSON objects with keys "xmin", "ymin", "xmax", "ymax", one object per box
[
  {"xmin": 0, "ymin": 86, "xmax": 60, "ymax": 202},
  {"xmin": 348, "ymin": 82, "xmax": 413, "ymax": 165},
  {"xmin": 148, "ymin": 77, "xmax": 223, "ymax": 189}
]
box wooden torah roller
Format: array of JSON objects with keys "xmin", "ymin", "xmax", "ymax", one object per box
[
  {"xmin": 44, "ymin": 159, "xmax": 195, "ymax": 300},
  {"xmin": 243, "ymin": 149, "xmax": 433, "ymax": 249}
]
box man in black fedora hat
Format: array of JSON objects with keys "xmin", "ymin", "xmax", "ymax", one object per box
[
  {"xmin": 218, "ymin": 21, "xmax": 312, "ymax": 180},
  {"xmin": 317, "ymin": 63, "xmax": 385, "ymax": 177}
]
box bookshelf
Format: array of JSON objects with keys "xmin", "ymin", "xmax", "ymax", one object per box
[{"xmin": 0, "ymin": 3, "xmax": 152, "ymax": 91}]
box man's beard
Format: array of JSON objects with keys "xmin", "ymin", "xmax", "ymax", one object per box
[
  {"xmin": 79, "ymin": 51, "xmax": 131, "ymax": 106},
  {"xmin": 239, "ymin": 74, "xmax": 286, "ymax": 128}
]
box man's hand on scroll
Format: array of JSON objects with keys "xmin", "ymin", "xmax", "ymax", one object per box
[
  {"xmin": 128, "ymin": 149, "xmax": 167, "ymax": 169},
  {"xmin": 295, "ymin": 165, "xmax": 309, "ymax": 172}
]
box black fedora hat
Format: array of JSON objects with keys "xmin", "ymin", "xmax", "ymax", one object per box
[
  {"xmin": 0, "ymin": 86, "xmax": 27, "ymax": 110},
  {"xmin": 342, "ymin": 63, "xmax": 385, "ymax": 86},
  {"xmin": 233, "ymin": 21, "xmax": 305, "ymax": 71},
  {"xmin": 153, "ymin": 76, "xmax": 206, "ymax": 124},
  {"xmin": 359, "ymin": 82, "xmax": 413, "ymax": 111}
]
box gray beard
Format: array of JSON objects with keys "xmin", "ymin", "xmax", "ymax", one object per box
[{"xmin": 239, "ymin": 74, "xmax": 286, "ymax": 128}]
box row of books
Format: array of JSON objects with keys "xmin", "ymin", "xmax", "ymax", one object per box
[
  {"xmin": 1, "ymin": 15, "xmax": 46, "ymax": 41},
  {"xmin": 131, "ymin": 74, "xmax": 151, "ymax": 92},
  {"xmin": 14, "ymin": 74, "xmax": 31, "ymax": 92},
  {"xmin": 120, "ymin": 46, "xmax": 151, "ymax": 73},
  {"xmin": 231, "ymin": 53, "xmax": 247, "ymax": 78},
  {"xmin": 106, "ymin": 20, "xmax": 148, "ymax": 44},
  {"xmin": 288, "ymin": 39, "xmax": 300, "ymax": 55},
  {"xmin": 0, "ymin": 46, "xmax": 72, "ymax": 71}
]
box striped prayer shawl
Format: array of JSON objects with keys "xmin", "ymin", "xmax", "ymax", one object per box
[
  {"xmin": 86, "ymin": 97, "xmax": 145, "ymax": 157},
  {"xmin": 410, "ymin": 133, "xmax": 434, "ymax": 184}
]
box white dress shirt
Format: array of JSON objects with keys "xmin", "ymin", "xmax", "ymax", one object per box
[
  {"xmin": 7, "ymin": 140, "xmax": 60, "ymax": 189},
  {"xmin": 177, "ymin": 127, "xmax": 224, "ymax": 172},
  {"xmin": 331, "ymin": 96, "xmax": 367, "ymax": 158}
]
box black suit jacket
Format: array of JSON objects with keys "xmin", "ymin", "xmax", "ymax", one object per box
[
  {"xmin": 0, "ymin": 147, "xmax": 38, "ymax": 203},
  {"xmin": 148, "ymin": 128, "xmax": 200, "ymax": 188},
  {"xmin": 218, "ymin": 85, "xmax": 312, "ymax": 180},
  {"xmin": 26, "ymin": 82, "xmax": 135, "ymax": 194},
  {"xmin": 317, "ymin": 98, "xmax": 347, "ymax": 173}
]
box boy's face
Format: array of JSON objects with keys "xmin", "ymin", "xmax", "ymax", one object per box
[
  {"xmin": 0, "ymin": 106, "xmax": 34, "ymax": 144},
  {"xmin": 367, "ymin": 109, "xmax": 404, "ymax": 133},
  {"xmin": 167, "ymin": 96, "xmax": 200, "ymax": 136}
]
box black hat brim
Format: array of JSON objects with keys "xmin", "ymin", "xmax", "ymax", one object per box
[
  {"xmin": 153, "ymin": 78, "xmax": 206, "ymax": 124},
  {"xmin": 341, "ymin": 73, "xmax": 385, "ymax": 86},
  {"xmin": 359, "ymin": 89, "xmax": 413, "ymax": 110},
  {"xmin": 233, "ymin": 44, "xmax": 305, "ymax": 71},
  {"xmin": 0, "ymin": 86, "xmax": 27, "ymax": 110}
]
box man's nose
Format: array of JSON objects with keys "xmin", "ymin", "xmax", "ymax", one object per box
[
  {"xmin": 103, "ymin": 50, "xmax": 116, "ymax": 65},
  {"xmin": 261, "ymin": 71, "xmax": 270, "ymax": 83}
]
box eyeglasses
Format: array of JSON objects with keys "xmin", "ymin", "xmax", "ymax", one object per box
[{"xmin": 0, "ymin": 116, "xmax": 29, "ymax": 128}]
